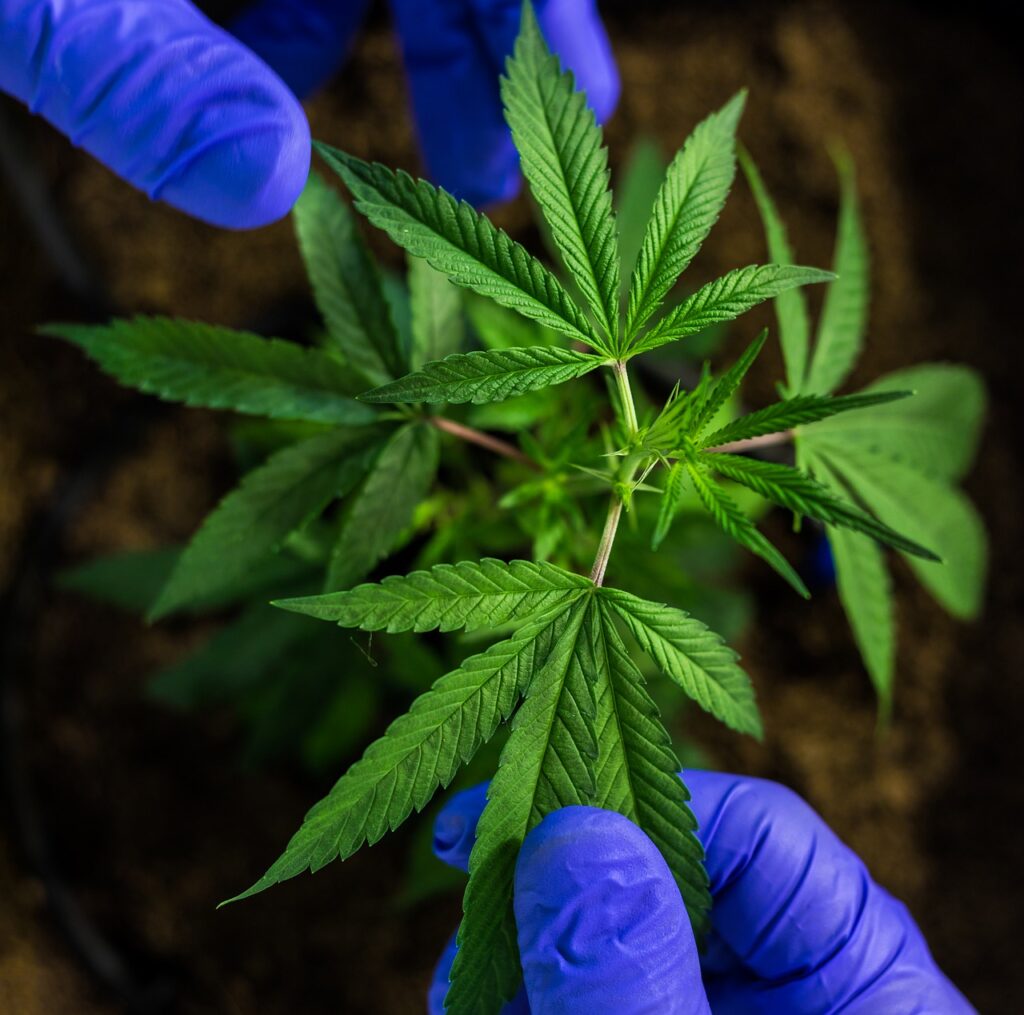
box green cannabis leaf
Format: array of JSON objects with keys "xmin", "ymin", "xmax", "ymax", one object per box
[
  {"xmin": 603, "ymin": 589, "xmax": 762, "ymax": 738},
  {"xmin": 705, "ymin": 454, "xmax": 939, "ymax": 560},
  {"xmin": 150, "ymin": 426, "xmax": 389, "ymax": 620},
  {"xmin": 409, "ymin": 256, "xmax": 466, "ymax": 370},
  {"xmin": 41, "ymin": 317, "xmax": 376, "ymax": 425},
  {"xmin": 803, "ymin": 151, "xmax": 869, "ymax": 395},
  {"xmin": 503, "ymin": 1, "xmax": 620, "ymax": 343},
  {"xmin": 685, "ymin": 461, "xmax": 810, "ymax": 599},
  {"xmin": 737, "ymin": 147, "xmax": 811, "ymax": 394},
  {"xmin": 280, "ymin": 558, "xmax": 590, "ymax": 633},
  {"xmin": 745, "ymin": 147, "xmax": 987, "ymax": 704},
  {"xmin": 361, "ymin": 346, "xmax": 607, "ymax": 405},
  {"xmin": 313, "ymin": 143, "xmax": 602, "ymax": 350},
  {"xmin": 701, "ymin": 389, "xmax": 910, "ymax": 449},
  {"xmin": 591, "ymin": 603, "xmax": 709, "ymax": 926},
  {"xmin": 325, "ymin": 422, "xmax": 440, "ymax": 592},
  {"xmin": 224, "ymin": 597, "xmax": 590, "ymax": 906},
  {"xmin": 294, "ymin": 172, "xmax": 406, "ymax": 383},
  {"xmin": 629, "ymin": 264, "xmax": 833, "ymax": 355},
  {"xmin": 626, "ymin": 92, "xmax": 746, "ymax": 340}
]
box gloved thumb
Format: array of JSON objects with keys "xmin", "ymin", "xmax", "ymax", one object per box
[{"xmin": 514, "ymin": 807, "xmax": 711, "ymax": 1015}]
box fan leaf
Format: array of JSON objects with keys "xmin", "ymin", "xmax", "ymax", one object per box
[
  {"xmin": 225, "ymin": 601, "xmax": 586, "ymax": 907},
  {"xmin": 738, "ymin": 148, "xmax": 811, "ymax": 394},
  {"xmin": 706, "ymin": 453, "xmax": 940, "ymax": 560},
  {"xmin": 629, "ymin": 265, "xmax": 833, "ymax": 355},
  {"xmin": 43, "ymin": 317, "xmax": 377, "ymax": 425},
  {"xmin": 278, "ymin": 559, "xmax": 590, "ymax": 634},
  {"xmin": 685, "ymin": 461, "xmax": 810, "ymax": 598},
  {"xmin": 326, "ymin": 422, "xmax": 440, "ymax": 591},
  {"xmin": 293, "ymin": 172, "xmax": 405, "ymax": 383},
  {"xmin": 447, "ymin": 598, "xmax": 596, "ymax": 1013},
  {"xmin": 592, "ymin": 601, "xmax": 711, "ymax": 933},
  {"xmin": 602, "ymin": 587, "xmax": 762, "ymax": 738},
  {"xmin": 804, "ymin": 364, "xmax": 986, "ymax": 481},
  {"xmin": 150, "ymin": 426, "xmax": 389, "ymax": 620},
  {"xmin": 502, "ymin": 1, "xmax": 619, "ymax": 341},
  {"xmin": 360, "ymin": 346, "xmax": 606, "ymax": 405},
  {"xmin": 315, "ymin": 143, "xmax": 599, "ymax": 348},
  {"xmin": 409, "ymin": 256, "xmax": 465, "ymax": 370},
  {"xmin": 804, "ymin": 151, "xmax": 869, "ymax": 395},
  {"xmin": 701, "ymin": 390, "xmax": 910, "ymax": 449},
  {"xmin": 626, "ymin": 92, "xmax": 746, "ymax": 339},
  {"xmin": 802, "ymin": 450, "xmax": 895, "ymax": 709}
]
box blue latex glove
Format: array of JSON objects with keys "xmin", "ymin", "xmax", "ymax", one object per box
[
  {"xmin": 428, "ymin": 772, "xmax": 974, "ymax": 1014},
  {"xmin": 0, "ymin": 0, "xmax": 618, "ymax": 228}
]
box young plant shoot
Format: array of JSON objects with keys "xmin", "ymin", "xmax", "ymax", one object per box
[{"xmin": 45, "ymin": 4, "xmax": 987, "ymax": 1013}]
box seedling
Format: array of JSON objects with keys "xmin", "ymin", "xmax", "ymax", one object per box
[{"xmin": 47, "ymin": 5, "xmax": 986, "ymax": 1011}]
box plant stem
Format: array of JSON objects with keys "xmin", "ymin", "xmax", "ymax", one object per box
[
  {"xmin": 613, "ymin": 360, "xmax": 640, "ymax": 435},
  {"xmin": 589, "ymin": 360, "xmax": 641, "ymax": 586},
  {"xmin": 589, "ymin": 496, "xmax": 623, "ymax": 586},
  {"xmin": 704, "ymin": 429, "xmax": 794, "ymax": 455},
  {"xmin": 431, "ymin": 416, "xmax": 537, "ymax": 469}
]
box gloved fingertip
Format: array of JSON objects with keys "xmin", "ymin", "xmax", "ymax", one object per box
[
  {"xmin": 230, "ymin": 0, "xmax": 373, "ymax": 99},
  {"xmin": 432, "ymin": 782, "xmax": 490, "ymax": 871},
  {"xmin": 158, "ymin": 92, "xmax": 310, "ymax": 229},
  {"xmin": 428, "ymin": 931, "xmax": 459, "ymax": 1015},
  {"xmin": 514, "ymin": 807, "xmax": 710, "ymax": 1015}
]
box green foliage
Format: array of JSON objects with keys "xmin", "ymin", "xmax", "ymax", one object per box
[
  {"xmin": 602, "ymin": 589, "xmax": 762, "ymax": 738},
  {"xmin": 616, "ymin": 139, "xmax": 668, "ymax": 305},
  {"xmin": 225, "ymin": 600, "xmax": 588, "ymax": 905},
  {"xmin": 705, "ymin": 453, "xmax": 938, "ymax": 559},
  {"xmin": 409, "ymin": 256, "xmax": 465, "ymax": 369},
  {"xmin": 652, "ymin": 461, "xmax": 685, "ymax": 549},
  {"xmin": 502, "ymin": 1, "xmax": 620, "ymax": 342},
  {"xmin": 313, "ymin": 142, "xmax": 602, "ymax": 351},
  {"xmin": 746, "ymin": 148, "xmax": 987, "ymax": 702},
  {"xmin": 803, "ymin": 151, "xmax": 869, "ymax": 395},
  {"xmin": 807, "ymin": 364, "xmax": 985, "ymax": 481},
  {"xmin": 362, "ymin": 346, "xmax": 606, "ymax": 405},
  {"xmin": 685, "ymin": 461, "xmax": 810, "ymax": 598},
  {"xmin": 629, "ymin": 264, "xmax": 833, "ymax": 355},
  {"xmin": 801, "ymin": 451, "xmax": 895, "ymax": 708},
  {"xmin": 701, "ymin": 389, "xmax": 910, "ymax": 449},
  {"xmin": 50, "ymin": 6, "xmax": 989, "ymax": 1010},
  {"xmin": 805, "ymin": 444, "xmax": 985, "ymax": 618},
  {"xmin": 280, "ymin": 559, "xmax": 590, "ymax": 633},
  {"xmin": 41, "ymin": 317, "xmax": 375, "ymax": 425},
  {"xmin": 294, "ymin": 172, "xmax": 406, "ymax": 383},
  {"xmin": 626, "ymin": 92, "xmax": 745, "ymax": 340},
  {"xmin": 151, "ymin": 426, "xmax": 389, "ymax": 619},
  {"xmin": 325, "ymin": 422, "xmax": 440, "ymax": 591},
  {"xmin": 738, "ymin": 147, "xmax": 811, "ymax": 393},
  {"xmin": 591, "ymin": 605, "xmax": 709, "ymax": 925}
]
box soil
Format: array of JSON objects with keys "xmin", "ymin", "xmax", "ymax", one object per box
[{"xmin": 2, "ymin": 2, "xmax": 1022, "ymax": 1012}]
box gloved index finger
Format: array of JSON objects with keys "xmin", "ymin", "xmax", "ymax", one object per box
[{"xmin": 0, "ymin": 0, "xmax": 309, "ymax": 228}]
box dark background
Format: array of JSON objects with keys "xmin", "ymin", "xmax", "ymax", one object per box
[{"xmin": 1, "ymin": 1, "xmax": 1022, "ymax": 1011}]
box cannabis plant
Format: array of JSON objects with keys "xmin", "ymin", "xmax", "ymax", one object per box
[
  {"xmin": 739, "ymin": 151, "xmax": 986, "ymax": 714},
  {"xmin": 46, "ymin": 5, "xmax": 986, "ymax": 1012}
]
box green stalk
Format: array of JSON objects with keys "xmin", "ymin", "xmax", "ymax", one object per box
[{"xmin": 590, "ymin": 360, "xmax": 642, "ymax": 586}]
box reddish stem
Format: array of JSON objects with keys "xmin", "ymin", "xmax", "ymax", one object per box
[
  {"xmin": 431, "ymin": 416, "xmax": 537, "ymax": 469},
  {"xmin": 704, "ymin": 430, "xmax": 794, "ymax": 455}
]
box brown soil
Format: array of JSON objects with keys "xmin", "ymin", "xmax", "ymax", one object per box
[{"xmin": 2, "ymin": 2, "xmax": 1021, "ymax": 1012}]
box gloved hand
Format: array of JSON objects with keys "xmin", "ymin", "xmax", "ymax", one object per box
[
  {"xmin": 428, "ymin": 771, "xmax": 974, "ymax": 1014},
  {"xmin": 0, "ymin": 0, "xmax": 618, "ymax": 228}
]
